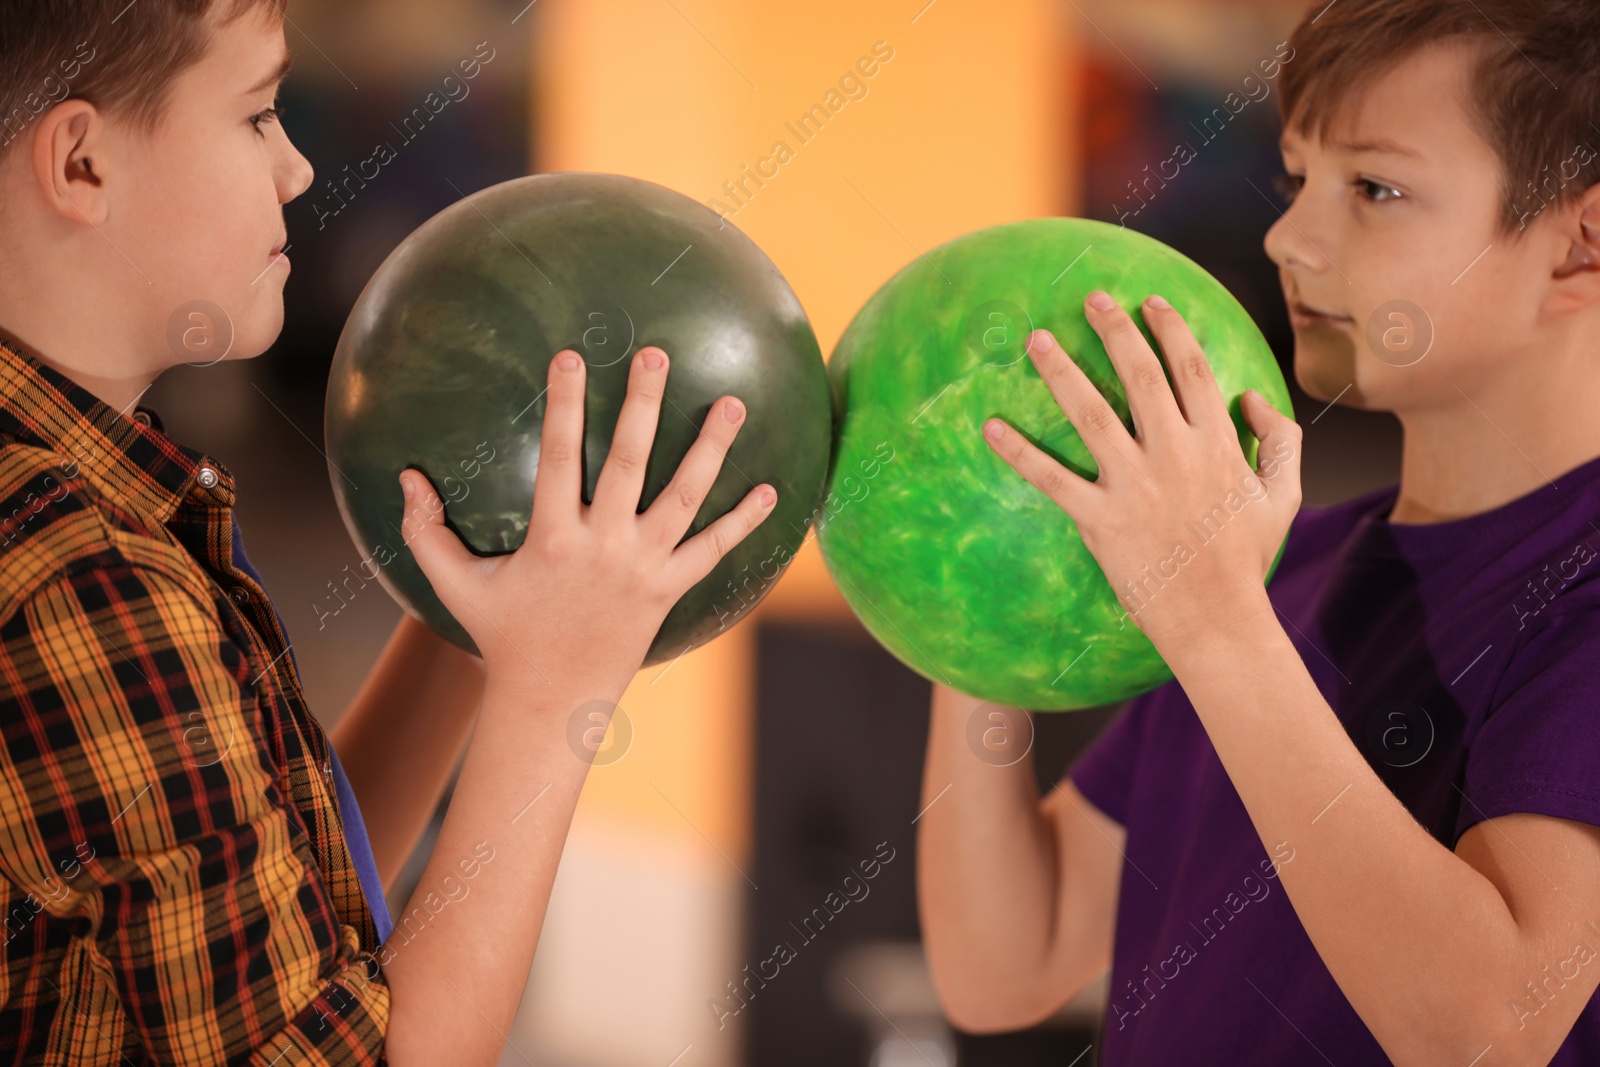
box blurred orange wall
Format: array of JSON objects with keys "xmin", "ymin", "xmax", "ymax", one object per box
[{"xmin": 534, "ymin": 0, "xmax": 1077, "ymax": 869}]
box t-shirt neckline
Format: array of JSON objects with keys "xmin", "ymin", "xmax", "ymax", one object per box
[{"xmin": 1347, "ymin": 451, "xmax": 1600, "ymax": 562}]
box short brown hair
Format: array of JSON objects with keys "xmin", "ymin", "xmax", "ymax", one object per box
[
  {"xmin": 0, "ymin": 0, "xmax": 286, "ymax": 161},
  {"xmin": 1279, "ymin": 0, "xmax": 1600, "ymax": 236}
]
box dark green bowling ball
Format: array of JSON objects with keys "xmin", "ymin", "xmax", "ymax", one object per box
[
  {"xmin": 324, "ymin": 172, "xmax": 832, "ymax": 666},
  {"xmin": 818, "ymin": 217, "xmax": 1293, "ymax": 710}
]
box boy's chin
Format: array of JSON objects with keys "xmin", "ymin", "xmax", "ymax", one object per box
[
  {"xmin": 162, "ymin": 295, "xmax": 281, "ymax": 369},
  {"xmin": 227, "ymin": 290, "xmax": 287, "ymax": 358},
  {"xmin": 1292, "ymin": 337, "xmax": 1366, "ymax": 408}
]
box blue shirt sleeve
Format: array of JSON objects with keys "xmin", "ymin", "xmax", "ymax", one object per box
[{"xmin": 1455, "ymin": 604, "xmax": 1600, "ymax": 845}]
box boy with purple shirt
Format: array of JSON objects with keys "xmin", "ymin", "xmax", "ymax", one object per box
[{"xmin": 919, "ymin": 1, "xmax": 1600, "ymax": 1064}]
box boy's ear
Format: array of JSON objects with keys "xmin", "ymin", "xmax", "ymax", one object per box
[
  {"xmin": 30, "ymin": 100, "xmax": 111, "ymax": 228},
  {"xmin": 1552, "ymin": 183, "xmax": 1600, "ymax": 284}
]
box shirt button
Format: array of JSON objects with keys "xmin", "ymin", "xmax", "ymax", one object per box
[
  {"xmin": 132, "ymin": 410, "xmax": 152, "ymax": 427},
  {"xmin": 197, "ymin": 466, "xmax": 219, "ymax": 489},
  {"xmin": 229, "ymin": 586, "xmax": 249, "ymax": 605}
]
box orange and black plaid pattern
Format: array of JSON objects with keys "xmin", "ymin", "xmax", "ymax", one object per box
[{"xmin": 0, "ymin": 336, "xmax": 390, "ymax": 1065}]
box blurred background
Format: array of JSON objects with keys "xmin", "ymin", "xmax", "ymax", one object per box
[{"xmin": 143, "ymin": 0, "xmax": 1402, "ymax": 1064}]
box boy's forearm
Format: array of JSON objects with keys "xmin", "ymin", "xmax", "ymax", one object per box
[
  {"xmin": 377, "ymin": 673, "xmax": 608, "ymax": 1067},
  {"xmin": 331, "ymin": 614, "xmax": 488, "ymax": 887},
  {"xmin": 918, "ymin": 684, "xmax": 1062, "ymax": 1024},
  {"xmin": 1159, "ymin": 590, "xmax": 1528, "ymax": 1064}
]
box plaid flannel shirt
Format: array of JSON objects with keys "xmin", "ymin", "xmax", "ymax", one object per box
[{"xmin": 0, "ymin": 336, "xmax": 390, "ymax": 1065}]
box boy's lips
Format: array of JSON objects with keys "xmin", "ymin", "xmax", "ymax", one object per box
[{"xmin": 1289, "ymin": 300, "xmax": 1352, "ymax": 328}]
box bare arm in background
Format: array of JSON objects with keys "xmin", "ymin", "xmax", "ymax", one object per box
[
  {"xmin": 331, "ymin": 613, "xmax": 486, "ymax": 890},
  {"xmin": 917, "ymin": 681, "xmax": 1125, "ymax": 1033}
]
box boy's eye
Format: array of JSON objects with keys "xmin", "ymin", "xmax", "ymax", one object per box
[
  {"xmin": 1270, "ymin": 172, "xmax": 1403, "ymax": 206},
  {"xmin": 1271, "ymin": 172, "xmax": 1304, "ymax": 205},
  {"xmin": 1354, "ymin": 177, "xmax": 1403, "ymax": 203},
  {"xmin": 249, "ymin": 103, "xmax": 284, "ymax": 133}
]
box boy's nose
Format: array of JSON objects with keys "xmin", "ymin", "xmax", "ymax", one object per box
[
  {"xmin": 1263, "ymin": 208, "xmax": 1333, "ymax": 273},
  {"xmin": 279, "ymin": 144, "xmax": 315, "ymax": 204}
]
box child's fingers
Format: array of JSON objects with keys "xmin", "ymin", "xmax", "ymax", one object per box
[
  {"xmin": 1023, "ymin": 329, "xmax": 1136, "ymax": 475},
  {"xmin": 530, "ymin": 350, "xmax": 588, "ymax": 533},
  {"xmin": 982, "ymin": 416, "xmax": 1095, "ymax": 520},
  {"xmin": 669, "ymin": 483, "xmax": 777, "ymax": 590},
  {"xmin": 1140, "ymin": 297, "xmax": 1230, "ymax": 434},
  {"xmin": 642, "ymin": 395, "xmax": 748, "ymax": 546},
  {"xmin": 591, "ymin": 346, "xmax": 669, "ymax": 522}
]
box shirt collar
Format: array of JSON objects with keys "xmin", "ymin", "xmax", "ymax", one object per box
[{"xmin": 0, "ymin": 335, "xmax": 234, "ymax": 526}]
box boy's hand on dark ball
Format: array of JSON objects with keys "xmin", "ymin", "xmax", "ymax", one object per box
[{"xmin": 398, "ymin": 345, "xmax": 778, "ymax": 694}]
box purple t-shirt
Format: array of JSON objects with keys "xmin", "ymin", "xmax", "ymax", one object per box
[{"xmin": 1069, "ymin": 452, "xmax": 1600, "ymax": 1064}]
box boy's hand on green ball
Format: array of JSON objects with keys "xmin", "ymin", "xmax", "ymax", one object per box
[
  {"xmin": 397, "ymin": 345, "xmax": 778, "ymax": 692},
  {"xmin": 981, "ymin": 290, "xmax": 1302, "ymax": 647}
]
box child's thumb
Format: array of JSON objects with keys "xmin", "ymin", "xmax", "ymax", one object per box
[
  {"xmin": 1243, "ymin": 389, "xmax": 1303, "ymax": 506},
  {"xmin": 397, "ymin": 469, "xmax": 472, "ymax": 591}
]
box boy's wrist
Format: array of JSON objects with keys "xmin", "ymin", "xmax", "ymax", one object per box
[
  {"xmin": 479, "ymin": 665, "xmax": 631, "ymax": 729},
  {"xmin": 1146, "ymin": 581, "xmax": 1280, "ymax": 668}
]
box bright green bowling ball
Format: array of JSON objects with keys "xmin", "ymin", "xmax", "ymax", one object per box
[{"xmin": 818, "ymin": 218, "xmax": 1293, "ymax": 711}]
